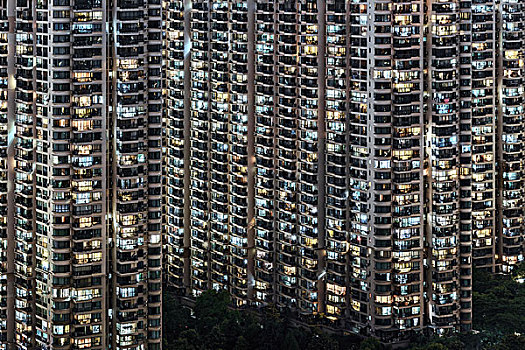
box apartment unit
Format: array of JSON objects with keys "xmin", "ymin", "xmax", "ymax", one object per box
[
  {"xmin": 166, "ymin": 0, "xmax": 525, "ymax": 339},
  {"xmin": 0, "ymin": 0, "xmax": 162, "ymax": 349}
]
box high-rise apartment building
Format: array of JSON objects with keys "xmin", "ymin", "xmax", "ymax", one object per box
[
  {"xmin": 498, "ymin": 0, "xmax": 525, "ymax": 273},
  {"xmin": 0, "ymin": 0, "xmax": 162, "ymax": 348},
  {"xmin": 165, "ymin": 0, "xmax": 525, "ymax": 340}
]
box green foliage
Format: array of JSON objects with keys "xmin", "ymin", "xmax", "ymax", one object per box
[
  {"xmin": 409, "ymin": 334, "xmax": 477, "ymax": 350},
  {"xmin": 410, "ymin": 263, "xmax": 525, "ymax": 350},
  {"xmin": 473, "ymin": 268, "xmax": 525, "ymax": 336},
  {"xmin": 420, "ymin": 344, "xmax": 447, "ymax": 350},
  {"xmin": 163, "ymin": 265, "xmax": 525, "ymax": 350},
  {"xmin": 491, "ymin": 335, "xmax": 525, "ymax": 350},
  {"xmin": 163, "ymin": 289, "xmax": 361, "ymax": 349},
  {"xmin": 282, "ymin": 331, "xmax": 300, "ymax": 350},
  {"xmin": 162, "ymin": 291, "xmax": 194, "ymax": 350},
  {"xmin": 359, "ymin": 337, "xmax": 383, "ymax": 350},
  {"xmin": 304, "ymin": 328, "xmax": 339, "ymax": 350}
]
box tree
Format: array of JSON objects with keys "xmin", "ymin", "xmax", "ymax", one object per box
[
  {"xmin": 423, "ymin": 344, "xmax": 447, "ymax": 350},
  {"xmin": 360, "ymin": 337, "xmax": 383, "ymax": 350},
  {"xmin": 473, "ymin": 267, "xmax": 525, "ymax": 336},
  {"xmin": 282, "ymin": 331, "xmax": 300, "ymax": 350},
  {"xmin": 162, "ymin": 291, "xmax": 193, "ymax": 342},
  {"xmin": 256, "ymin": 306, "xmax": 287, "ymax": 349},
  {"xmin": 492, "ymin": 335, "xmax": 525, "ymax": 350},
  {"xmin": 170, "ymin": 329, "xmax": 200, "ymax": 350},
  {"xmin": 305, "ymin": 328, "xmax": 339, "ymax": 350},
  {"xmin": 193, "ymin": 289, "xmax": 231, "ymax": 336}
]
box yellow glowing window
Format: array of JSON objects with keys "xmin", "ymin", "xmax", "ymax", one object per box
[
  {"xmin": 306, "ymin": 25, "xmax": 318, "ymax": 34},
  {"xmin": 72, "ymin": 120, "xmax": 92, "ymax": 131},
  {"xmin": 303, "ymin": 45, "xmax": 317, "ymax": 55},
  {"xmin": 73, "ymin": 72, "xmax": 92, "ymax": 83},
  {"xmin": 505, "ymin": 50, "xmax": 519, "ymax": 60},
  {"xmin": 78, "ymin": 217, "xmax": 92, "ymax": 228},
  {"xmin": 119, "ymin": 59, "xmax": 139, "ymax": 70},
  {"xmin": 283, "ymin": 266, "xmax": 296, "ymax": 275},
  {"xmin": 394, "ymin": 15, "xmax": 411, "ymax": 26},
  {"xmin": 75, "ymin": 145, "xmax": 92, "ymax": 155}
]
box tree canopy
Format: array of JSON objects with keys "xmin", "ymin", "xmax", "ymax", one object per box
[
  {"xmin": 163, "ymin": 264, "xmax": 525, "ymax": 349},
  {"xmin": 162, "ymin": 289, "xmax": 363, "ymax": 350}
]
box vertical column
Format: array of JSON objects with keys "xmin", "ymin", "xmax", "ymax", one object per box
[
  {"xmin": 297, "ymin": 0, "xmax": 322, "ymax": 316},
  {"xmin": 164, "ymin": 0, "xmax": 186, "ymax": 290},
  {"xmin": 146, "ymin": 0, "xmax": 164, "ymax": 345},
  {"xmin": 0, "ymin": 0, "xmax": 11, "ymax": 347},
  {"xmin": 458, "ymin": 0, "xmax": 473, "ymax": 331},
  {"xmin": 347, "ymin": 0, "xmax": 370, "ymax": 334},
  {"xmin": 183, "ymin": 0, "xmax": 192, "ymax": 291},
  {"xmin": 228, "ymin": 0, "xmax": 251, "ymax": 305},
  {"xmin": 40, "ymin": 0, "xmax": 69, "ymax": 347},
  {"xmin": 111, "ymin": 0, "xmax": 163, "ymax": 346},
  {"xmin": 497, "ymin": 0, "xmax": 525, "ymax": 274},
  {"xmin": 368, "ymin": 0, "xmax": 395, "ymax": 336},
  {"xmin": 2, "ymin": 0, "xmax": 15, "ymax": 347},
  {"xmin": 246, "ymin": 0, "xmax": 256, "ymax": 301},
  {"xmin": 0, "ymin": 2, "xmax": 6, "ymax": 346},
  {"xmin": 253, "ymin": 0, "xmax": 277, "ymax": 306},
  {"xmin": 470, "ymin": 0, "xmax": 497, "ymax": 271},
  {"xmin": 426, "ymin": 0, "xmax": 465, "ymax": 334},
  {"xmin": 316, "ymin": 0, "xmax": 326, "ymax": 316},
  {"xmin": 390, "ymin": 0, "xmax": 425, "ymax": 336},
  {"xmin": 324, "ymin": 0, "xmax": 349, "ymax": 327},
  {"xmin": 68, "ymin": 0, "xmax": 107, "ymax": 348},
  {"xmin": 13, "ymin": 0, "xmax": 37, "ymax": 347},
  {"xmin": 208, "ymin": 0, "xmax": 230, "ymax": 294},
  {"xmin": 274, "ymin": 0, "xmax": 300, "ymax": 312},
  {"xmin": 188, "ymin": 0, "xmax": 211, "ymax": 296}
]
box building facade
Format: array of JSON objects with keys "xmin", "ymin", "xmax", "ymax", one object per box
[
  {"xmin": 165, "ymin": 0, "xmax": 525, "ymax": 340},
  {"xmin": 0, "ymin": 0, "xmax": 162, "ymax": 349},
  {"xmin": 498, "ymin": 0, "xmax": 525, "ymax": 273}
]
